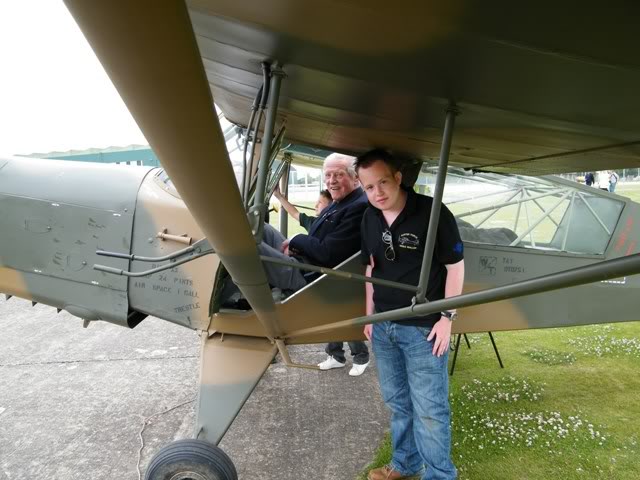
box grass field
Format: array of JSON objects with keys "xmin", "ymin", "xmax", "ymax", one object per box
[
  {"xmin": 270, "ymin": 201, "xmax": 317, "ymax": 236},
  {"xmin": 616, "ymin": 182, "xmax": 640, "ymax": 203},
  {"xmin": 358, "ymin": 322, "xmax": 640, "ymax": 479}
]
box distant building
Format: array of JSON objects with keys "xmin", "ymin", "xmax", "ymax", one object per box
[{"xmin": 25, "ymin": 145, "xmax": 160, "ymax": 167}]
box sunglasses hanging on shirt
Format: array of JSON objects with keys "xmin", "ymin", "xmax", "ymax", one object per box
[{"xmin": 382, "ymin": 229, "xmax": 395, "ymax": 261}]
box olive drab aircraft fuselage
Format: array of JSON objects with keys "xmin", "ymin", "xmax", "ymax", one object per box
[{"xmin": 2, "ymin": 155, "xmax": 638, "ymax": 338}]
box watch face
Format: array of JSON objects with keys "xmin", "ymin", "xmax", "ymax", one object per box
[{"xmin": 450, "ymin": 313, "xmax": 458, "ymax": 321}]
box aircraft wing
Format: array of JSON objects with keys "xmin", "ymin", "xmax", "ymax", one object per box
[
  {"xmin": 187, "ymin": 0, "xmax": 640, "ymax": 175},
  {"xmin": 60, "ymin": 0, "xmax": 640, "ymax": 339}
]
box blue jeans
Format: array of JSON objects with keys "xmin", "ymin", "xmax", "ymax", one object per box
[{"xmin": 372, "ymin": 322, "xmax": 456, "ymax": 480}]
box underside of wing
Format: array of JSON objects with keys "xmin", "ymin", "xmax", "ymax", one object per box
[{"xmin": 188, "ymin": 0, "xmax": 640, "ymax": 174}]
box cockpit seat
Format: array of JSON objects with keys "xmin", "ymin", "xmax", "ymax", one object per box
[{"xmin": 456, "ymin": 218, "xmax": 517, "ymax": 246}]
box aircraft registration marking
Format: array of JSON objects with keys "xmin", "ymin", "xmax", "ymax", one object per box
[
  {"xmin": 502, "ymin": 257, "xmax": 525, "ymax": 274},
  {"xmin": 479, "ymin": 256, "xmax": 497, "ymax": 275}
]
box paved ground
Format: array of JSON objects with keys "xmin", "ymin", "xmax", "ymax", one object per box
[{"xmin": 0, "ymin": 298, "xmax": 388, "ymax": 480}]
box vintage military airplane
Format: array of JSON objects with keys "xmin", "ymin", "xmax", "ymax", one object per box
[{"xmin": 2, "ymin": 1, "xmax": 640, "ymax": 478}]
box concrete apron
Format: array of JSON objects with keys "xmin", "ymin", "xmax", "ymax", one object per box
[{"xmin": 0, "ymin": 298, "xmax": 388, "ymax": 480}]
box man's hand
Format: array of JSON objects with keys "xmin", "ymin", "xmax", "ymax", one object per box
[
  {"xmin": 364, "ymin": 324, "xmax": 372, "ymax": 341},
  {"xmin": 273, "ymin": 185, "xmax": 283, "ymax": 199},
  {"xmin": 427, "ymin": 317, "xmax": 452, "ymax": 357},
  {"xmin": 280, "ymin": 238, "xmax": 290, "ymax": 254}
]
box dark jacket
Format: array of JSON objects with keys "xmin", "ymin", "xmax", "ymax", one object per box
[
  {"xmin": 585, "ymin": 172, "xmax": 595, "ymax": 186},
  {"xmin": 289, "ymin": 187, "xmax": 368, "ymax": 268}
]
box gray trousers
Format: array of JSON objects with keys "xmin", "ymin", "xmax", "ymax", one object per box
[
  {"xmin": 259, "ymin": 225, "xmax": 365, "ymax": 360},
  {"xmin": 326, "ymin": 341, "xmax": 369, "ymax": 365},
  {"xmin": 257, "ymin": 224, "xmax": 307, "ymax": 291}
]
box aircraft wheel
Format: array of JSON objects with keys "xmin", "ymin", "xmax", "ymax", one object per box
[{"xmin": 144, "ymin": 439, "xmax": 238, "ymax": 480}]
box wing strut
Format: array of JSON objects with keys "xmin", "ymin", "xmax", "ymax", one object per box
[
  {"xmin": 251, "ymin": 65, "xmax": 285, "ymax": 243},
  {"xmin": 275, "ymin": 339, "xmax": 319, "ymax": 370},
  {"xmin": 63, "ymin": 0, "xmax": 285, "ymax": 340},
  {"xmin": 279, "ymin": 161, "xmax": 291, "ymax": 237},
  {"xmin": 416, "ymin": 105, "xmax": 459, "ymax": 303}
]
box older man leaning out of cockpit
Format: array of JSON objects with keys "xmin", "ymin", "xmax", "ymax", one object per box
[{"xmin": 259, "ymin": 153, "xmax": 371, "ymax": 375}]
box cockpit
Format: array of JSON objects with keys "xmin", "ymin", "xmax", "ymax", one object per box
[{"xmin": 416, "ymin": 166, "xmax": 624, "ymax": 256}]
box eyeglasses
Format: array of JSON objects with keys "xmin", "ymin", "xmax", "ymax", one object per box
[
  {"xmin": 382, "ymin": 229, "xmax": 395, "ymax": 261},
  {"xmin": 324, "ymin": 171, "xmax": 346, "ymax": 181}
]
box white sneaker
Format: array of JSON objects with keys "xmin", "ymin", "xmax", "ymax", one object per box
[
  {"xmin": 349, "ymin": 361, "xmax": 370, "ymax": 376},
  {"xmin": 317, "ymin": 356, "xmax": 346, "ymax": 370}
]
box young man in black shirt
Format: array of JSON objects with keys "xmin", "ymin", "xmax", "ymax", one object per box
[{"xmin": 356, "ymin": 149, "xmax": 464, "ymax": 480}]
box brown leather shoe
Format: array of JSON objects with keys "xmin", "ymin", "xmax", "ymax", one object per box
[{"xmin": 367, "ymin": 465, "xmax": 419, "ymax": 480}]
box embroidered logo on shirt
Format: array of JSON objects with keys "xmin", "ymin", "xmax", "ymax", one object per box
[
  {"xmin": 398, "ymin": 233, "xmax": 420, "ymax": 250},
  {"xmin": 454, "ymin": 242, "xmax": 464, "ymax": 254}
]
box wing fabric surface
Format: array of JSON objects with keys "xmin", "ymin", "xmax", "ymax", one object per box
[{"xmin": 188, "ymin": 0, "xmax": 640, "ymax": 174}]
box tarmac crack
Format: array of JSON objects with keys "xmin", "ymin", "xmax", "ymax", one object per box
[
  {"xmin": 135, "ymin": 397, "xmax": 196, "ymax": 480},
  {"xmin": 0, "ymin": 354, "xmax": 198, "ymax": 367}
]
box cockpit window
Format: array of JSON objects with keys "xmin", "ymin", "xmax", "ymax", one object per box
[{"xmin": 417, "ymin": 166, "xmax": 624, "ymax": 255}]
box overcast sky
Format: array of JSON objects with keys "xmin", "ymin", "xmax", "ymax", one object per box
[
  {"xmin": 0, "ymin": 0, "xmax": 322, "ymax": 185},
  {"xmin": 0, "ymin": 1, "xmax": 147, "ymax": 156}
]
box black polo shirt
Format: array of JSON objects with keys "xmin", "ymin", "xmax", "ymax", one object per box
[{"xmin": 360, "ymin": 189, "xmax": 464, "ymax": 328}]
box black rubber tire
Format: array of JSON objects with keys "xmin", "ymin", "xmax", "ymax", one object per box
[{"xmin": 144, "ymin": 439, "xmax": 238, "ymax": 480}]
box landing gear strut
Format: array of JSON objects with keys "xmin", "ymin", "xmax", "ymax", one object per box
[{"xmin": 144, "ymin": 439, "xmax": 237, "ymax": 480}]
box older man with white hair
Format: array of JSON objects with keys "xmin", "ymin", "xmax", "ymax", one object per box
[{"xmin": 258, "ymin": 152, "xmax": 370, "ymax": 375}]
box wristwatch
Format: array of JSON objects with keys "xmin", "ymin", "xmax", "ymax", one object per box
[{"xmin": 441, "ymin": 311, "xmax": 458, "ymax": 322}]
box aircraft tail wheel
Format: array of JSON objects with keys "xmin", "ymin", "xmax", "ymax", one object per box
[{"xmin": 144, "ymin": 439, "xmax": 238, "ymax": 480}]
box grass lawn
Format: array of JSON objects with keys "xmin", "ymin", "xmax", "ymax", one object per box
[
  {"xmin": 616, "ymin": 183, "xmax": 640, "ymax": 203},
  {"xmin": 270, "ymin": 201, "xmax": 317, "ymax": 237},
  {"xmin": 358, "ymin": 322, "xmax": 640, "ymax": 480}
]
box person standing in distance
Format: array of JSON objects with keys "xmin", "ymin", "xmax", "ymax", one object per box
[
  {"xmin": 356, "ymin": 149, "xmax": 464, "ymax": 480},
  {"xmin": 608, "ymin": 170, "xmax": 619, "ymax": 193},
  {"xmin": 585, "ymin": 172, "xmax": 595, "ymax": 187}
]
